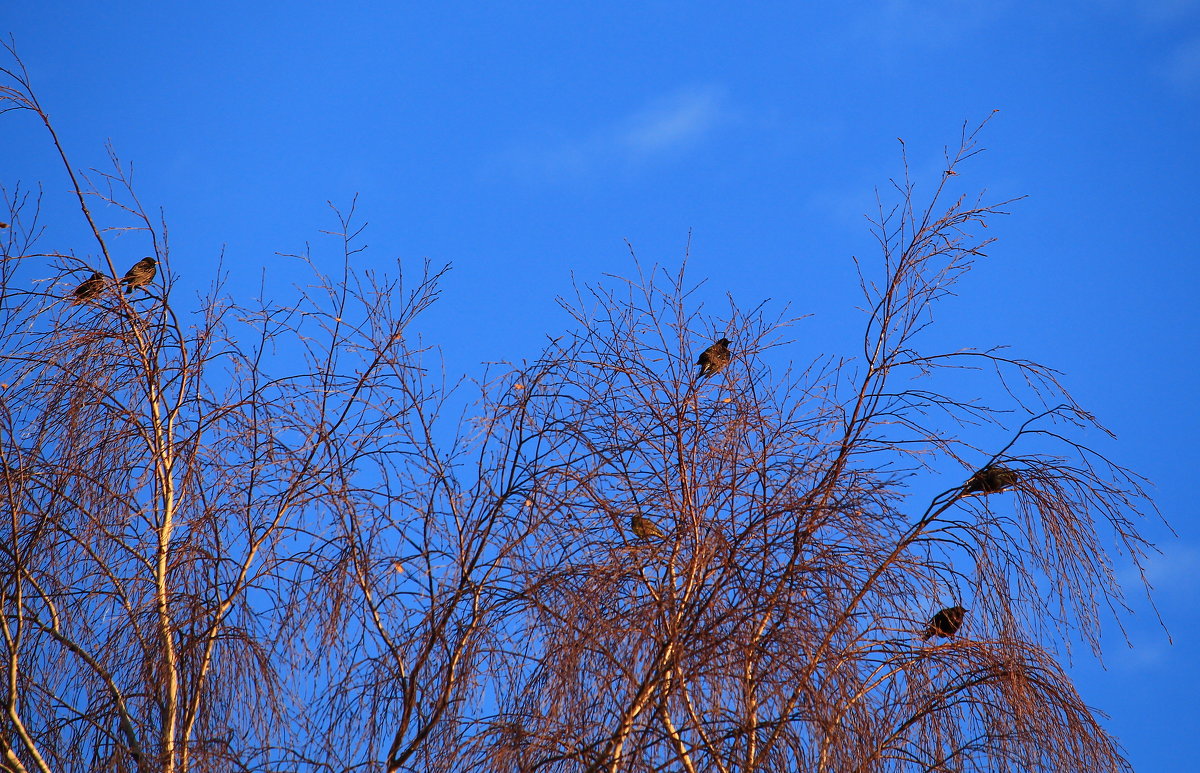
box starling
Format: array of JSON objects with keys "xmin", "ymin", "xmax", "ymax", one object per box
[
  {"xmin": 921, "ymin": 605, "xmax": 968, "ymax": 641},
  {"xmin": 71, "ymin": 271, "xmax": 106, "ymax": 303},
  {"xmin": 630, "ymin": 513, "xmax": 665, "ymax": 540},
  {"xmin": 121, "ymin": 257, "xmax": 157, "ymax": 294},
  {"xmin": 963, "ymin": 465, "xmax": 1019, "ymax": 495},
  {"xmin": 697, "ymin": 338, "xmax": 732, "ymax": 379}
]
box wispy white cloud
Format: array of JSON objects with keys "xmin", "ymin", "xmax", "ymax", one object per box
[
  {"xmin": 855, "ymin": 0, "xmax": 1010, "ymax": 50},
  {"xmin": 1127, "ymin": 0, "xmax": 1200, "ymax": 24},
  {"xmin": 618, "ymin": 87, "xmax": 725, "ymax": 155},
  {"xmin": 1104, "ymin": 0, "xmax": 1200, "ymax": 95},
  {"xmin": 1164, "ymin": 34, "xmax": 1200, "ymax": 91},
  {"xmin": 1118, "ymin": 540, "xmax": 1200, "ymax": 594},
  {"xmin": 495, "ymin": 85, "xmax": 729, "ymax": 183},
  {"xmin": 1106, "ymin": 638, "xmax": 1172, "ymax": 671}
]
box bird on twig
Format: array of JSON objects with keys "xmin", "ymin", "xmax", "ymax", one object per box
[
  {"xmin": 921, "ymin": 605, "xmax": 968, "ymax": 641},
  {"xmin": 697, "ymin": 338, "xmax": 732, "ymax": 379},
  {"xmin": 963, "ymin": 465, "xmax": 1019, "ymax": 495},
  {"xmin": 71, "ymin": 271, "xmax": 106, "ymax": 303},
  {"xmin": 630, "ymin": 513, "xmax": 665, "ymax": 541},
  {"xmin": 121, "ymin": 257, "xmax": 157, "ymax": 294}
]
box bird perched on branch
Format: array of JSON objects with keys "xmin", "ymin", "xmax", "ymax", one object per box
[
  {"xmin": 630, "ymin": 513, "xmax": 665, "ymax": 541},
  {"xmin": 697, "ymin": 338, "xmax": 732, "ymax": 379},
  {"xmin": 121, "ymin": 257, "xmax": 157, "ymax": 294},
  {"xmin": 922, "ymin": 605, "xmax": 968, "ymax": 640},
  {"xmin": 963, "ymin": 465, "xmax": 1019, "ymax": 495},
  {"xmin": 71, "ymin": 271, "xmax": 106, "ymax": 303}
]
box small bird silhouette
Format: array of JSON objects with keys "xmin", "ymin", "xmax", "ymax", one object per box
[
  {"xmin": 963, "ymin": 466, "xmax": 1019, "ymax": 495},
  {"xmin": 0, "ymin": 222, "xmax": 8, "ymax": 228},
  {"xmin": 922, "ymin": 605, "xmax": 968, "ymax": 640},
  {"xmin": 71, "ymin": 271, "xmax": 106, "ymax": 303},
  {"xmin": 697, "ymin": 338, "xmax": 732, "ymax": 379},
  {"xmin": 630, "ymin": 513, "xmax": 665, "ymax": 540},
  {"xmin": 121, "ymin": 257, "xmax": 157, "ymax": 294}
]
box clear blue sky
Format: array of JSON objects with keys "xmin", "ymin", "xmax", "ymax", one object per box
[{"xmin": 4, "ymin": 1, "xmax": 1197, "ymax": 767}]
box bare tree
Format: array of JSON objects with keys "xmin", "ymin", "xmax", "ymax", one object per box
[{"xmin": 1, "ymin": 50, "xmax": 1160, "ymax": 773}]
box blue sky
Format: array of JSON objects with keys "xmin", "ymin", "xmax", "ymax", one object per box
[{"xmin": 4, "ymin": 1, "xmax": 1198, "ymax": 767}]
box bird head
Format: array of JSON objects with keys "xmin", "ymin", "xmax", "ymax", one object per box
[{"xmin": 718, "ymin": 337, "xmax": 731, "ymax": 346}]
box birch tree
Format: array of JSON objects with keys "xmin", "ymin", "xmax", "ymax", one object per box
[{"xmin": 1, "ymin": 52, "xmax": 1160, "ymax": 772}]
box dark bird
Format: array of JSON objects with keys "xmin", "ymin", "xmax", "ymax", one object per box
[
  {"xmin": 922, "ymin": 605, "xmax": 968, "ymax": 641},
  {"xmin": 121, "ymin": 257, "xmax": 157, "ymax": 294},
  {"xmin": 630, "ymin": 513, "xmax": 665, "ymax": 541},
  {"xmin": 963, "ymin": 465, "xmax": 1019, "ymax": 495},
  {"xmin": 72, "ymin": 271, "xmax": 106, "ymax": 303},
  {"xmin": 697, "ymin": 338, "xmax": 732, "ymax": 379},
  {"xmin": 0, "ymin": 222, "xmax": 8, "ymax": 228}
]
